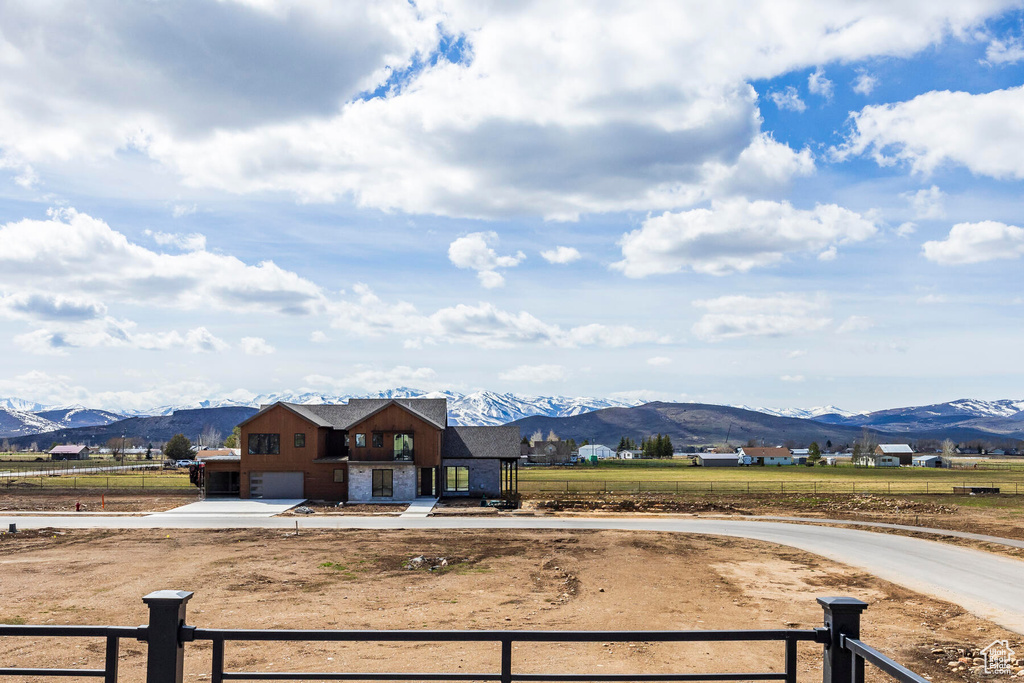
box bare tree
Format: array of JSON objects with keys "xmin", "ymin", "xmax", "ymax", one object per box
[
  {"xmin": 199, "ymin": 425, "xmax": 223, "ymax": 449},
  {"xmin": 941, "ymin": 439, "xmax": 956, "ymax": 460}
]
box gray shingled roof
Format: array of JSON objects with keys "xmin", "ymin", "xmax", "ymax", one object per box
[
  {"xmin": 243, "ymin": 398, "xmax": 448, "ymax": 431},
  {"xmin": 442, "ymin": 425, "xmax": 520, "ymax": 460}
]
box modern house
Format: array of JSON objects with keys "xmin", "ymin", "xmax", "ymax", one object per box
[
  {"xmin": 49, "ymin": 445, "xmax": 91, "ymax": 460},
  {"xmin": 695, "ymin": 453, "xmax": 739, "ymax": 467},
  {"xmin": 202, "ymin": 398, "xmax": 520, "ymax": 502},
  {"xmin": 738, "ymin": 446, "xmax": 793, "ymax": 466},
  {"xmin": 875, "ymin": 444, "xmax": 914, "ymax": 465}
]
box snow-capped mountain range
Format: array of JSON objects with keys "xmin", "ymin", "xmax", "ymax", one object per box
[
  {"xmin": 3, "ymin": 391, "xmax": 1024, "ymax": 440},
  {"xmin": 132, "ymin": 388, "xmax": 642, "ymax": 427}
]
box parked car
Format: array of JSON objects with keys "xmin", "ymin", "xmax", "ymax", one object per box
[{"xmin": 175, "ymin": 460, "xmax": 194, "ymax": 468}]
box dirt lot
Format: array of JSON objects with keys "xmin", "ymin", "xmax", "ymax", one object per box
[
  {"xmin": 528, "ymin": 492, "xmax": 1024, "ymax": 541},
  {"xmin": 1, "ymin": 528, "xmax": 1021, "ymax": 683},
  {"xmin": 0, "ymin": 490, "xmax": 197, "ymax": 512}
]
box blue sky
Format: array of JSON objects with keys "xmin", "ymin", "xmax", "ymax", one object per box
[{"xmin": 1, "ymin": 1, "xmax": 1023, "ymax": 413}]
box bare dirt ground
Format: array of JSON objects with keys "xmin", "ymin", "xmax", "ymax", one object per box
[
  {"xmin": 1, "ymin": 528, "xmax": 1021, "ymax": 683},
  {"xmin": 528, "ymin": 493, "xmax": 1024, "ymax": 541},
  {"xmin": 0, "ymin": 491, "xmax": 198, "ymax": 512}
]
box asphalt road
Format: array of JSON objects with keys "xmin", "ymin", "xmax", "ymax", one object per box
[{"xmin": 5, "ymin": 513, "xmax": 1024, "ymax": 635}]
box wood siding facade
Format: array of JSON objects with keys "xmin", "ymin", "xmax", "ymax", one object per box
[
  {"xmin": 347, "ymin": 403, "xmax": 443, "ymax": 467},
  {"xmin": 238, "ymin": 404, "xmax": 348, "ymax": 500}
]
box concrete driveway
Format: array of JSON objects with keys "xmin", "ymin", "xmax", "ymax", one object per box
[{"xmin": 148, "ymin": 498, "xmax": 306, "ymax": 517}]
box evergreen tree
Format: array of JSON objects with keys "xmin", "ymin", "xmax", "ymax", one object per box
[
  {"xmin": 808, "ymin": 442, "xmax": 821, "ymax": 463},
  {"xmin": 662, "ymin": 434, "xmax": 674, "ymax": 457},
  {"xmin": 164, "ymin": 434, "xmax": 195, "ymax": 461}
]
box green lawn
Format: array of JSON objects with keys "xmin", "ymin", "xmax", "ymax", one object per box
[{"xmin": 517, "ymin": 462, "xmax": 1024, "ymax": 495}]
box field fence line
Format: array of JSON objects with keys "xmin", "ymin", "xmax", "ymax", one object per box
[{"xmin": 518, "ymin": 479, "xmax": 1022, "ymax": 495}]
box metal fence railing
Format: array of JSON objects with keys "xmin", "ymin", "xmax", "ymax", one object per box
[
  {"xmin": 0, "ymin": 591, "xmax": 927, "ymax": 683},
  {"xmin": 517, "ymin": 480, "xmax": 1023, "ymax": 495}
]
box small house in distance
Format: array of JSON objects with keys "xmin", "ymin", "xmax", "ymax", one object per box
[
  {"xmin": 912, "ymin": 454, "xmax": 946, "ymax": 468},
  {"xmin": 738, "ymin": 446, "xmax": 793, "ymax": 465},
  {"xmin": 864, "ymin": 454, "xmax": 899, "ymax": 467},
  {"xmin": 49, "ymin": 445, "xmax": 91, "ymax": 460},
  {"xmin": 695, "ymin": 453, "xmax": 739, "ymax": 467},
  {"xmin": 875, "ymin": 444, "xmax": 914, "ymax": 465},
  {"xmin": 578, "ymin": 444, "xmax": 616, "ymax": 460}
]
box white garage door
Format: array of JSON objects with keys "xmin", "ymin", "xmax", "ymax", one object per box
[{"xmin": 251, "ymin": 471, "xmax": 304, "ymax": 499}]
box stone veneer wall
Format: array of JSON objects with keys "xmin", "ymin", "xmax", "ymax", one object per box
[
  {"xmin": 348, "ymin": 463, "xmax": 417, "ymax": 502},
  {"xmin": 442, "ymin": 458, "xmax": 500, "ymax": 497}
]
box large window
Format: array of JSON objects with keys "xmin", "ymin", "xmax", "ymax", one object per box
[
  {"xmin": 333, "ymin": 469, "xmax": 346, "ymax": 483},
  {"xmin": 294, "ymin": 433, "xmax": 305, "ymax": 448},
  {"xmin": 394, "ymin": 433, "xmax": 414, "ymax": 461},
  {"xmin": 247, "ymin": 433, "xmax": 280, "ymax": 455},
  {"xmin": 372, "ymin": 469, "xmax": 393, "ymax": 497},
  {"xmin": 445, "ymin": 466, "xmax": 469, "ymax": 492},
  {"xmin": 372, "ymin": 433, "xmax": 384, "ymax": 448},
  {"xmin": 355, "ymin": 433, "xmax": 366, "ymax": 448}
]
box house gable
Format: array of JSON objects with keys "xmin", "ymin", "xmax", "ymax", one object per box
[{"xmin": 347, "ymin": 402, "xmax": 443, "ymax": 467}]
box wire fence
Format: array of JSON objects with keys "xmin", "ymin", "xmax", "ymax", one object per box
[
  {"xmin": 518, "ymin": 479, "xmax": 1024, "ymax": 495},
  {"xmin": 2, "ymin": 474, "xmax": 193, "ymax": 491}
]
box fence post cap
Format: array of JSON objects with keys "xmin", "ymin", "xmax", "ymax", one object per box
[
  {"xmin": 816, "ymin": 597, "xmax": 868, "ymax": 610},
  {"xmin": 143, "ymin": 590, "xmax": 193, "ymax": 604}
]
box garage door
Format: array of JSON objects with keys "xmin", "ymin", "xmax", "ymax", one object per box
[{"xmin": 251, "ymin": 471, "xmax": 304, "ymax": 499}]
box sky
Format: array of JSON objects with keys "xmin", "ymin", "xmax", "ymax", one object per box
[{"xmin": 1, "ymin": 0, "xmax": 1024, "ymax": 413}]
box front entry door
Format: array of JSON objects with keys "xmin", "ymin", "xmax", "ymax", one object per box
[{"xmin": 419, "ymin": 467, "xmax": 435, "ymax": 497}]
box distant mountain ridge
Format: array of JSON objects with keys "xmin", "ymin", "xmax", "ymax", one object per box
[{"xmin": 2, "ymin": 391, "xmax": 1024, "ymax": 444}]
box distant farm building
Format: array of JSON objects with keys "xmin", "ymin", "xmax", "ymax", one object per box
[
  {"xmin": 912, "ymin": 454, "xmax": 946, "ymax": 468},
  {"xmin": 738, "ymin": 446, "xmax": 793, "ymax": 466},
  {"xmin": 865, "ymin": 454, "xmax": 900, "ymax": 467},
  {"xmin": 875, "ymin": 444, "xmax": 914, "ymax": 465},
  {"xmin": 695, "ymin": 453, "xmax": 739, "ymax": 467},
  {"xmin": 49, "ymin": 445, "xmax": 91, "ymax": 460},
  {"xmin": 578, "ymin": 444, "xmax": 616, "ymax": 460}
]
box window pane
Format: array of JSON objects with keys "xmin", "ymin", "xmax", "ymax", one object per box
[
  {"xmin": 333, "ymin": 469, "xmax": 346, "ymax": 483},
  {"xmin": 355, "ymin": 433, "xmax": 366, "ymax": 448},
  {"xmin": 247, "ymin": 433, "xmax": 280, "ymax": 455},
  {"xmin": 372, "ymin": 469, "xmax": 393, "ymax": 497},
  {"xmin": 372, "ymin": 433, "xmax": 383, "ymax": 448},
  {"xmin": 294, "ymin": 433, "xmax": 305, "ymax": 448},
  {"xmin": 445, "ymin": 466, "xmax": 469, "ymax": 492}
]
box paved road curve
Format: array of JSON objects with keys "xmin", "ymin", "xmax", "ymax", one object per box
[{"xmin": 5, "ymin": 513, "xmax": 1024, "ymax": 635}]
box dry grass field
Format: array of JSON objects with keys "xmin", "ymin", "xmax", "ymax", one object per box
[{"xmin": 0, "ymin": 528, "xmax": 1020, "ymax": 683}]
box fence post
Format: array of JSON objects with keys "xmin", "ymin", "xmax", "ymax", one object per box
[
  {"xmin": 143, "ymin": 589, "xmax": 194, "ymax": 683},
  {"xmin": 818, "ymin": 597, "xmax": 868, "ymax": 683}
]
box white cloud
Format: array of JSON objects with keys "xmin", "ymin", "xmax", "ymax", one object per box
[
  {"xmin": 984, "ymin": 36, "xmax": 1024, "ymax": 64},
  {"xmin": 310, "ymin": 330, "xmax": 329, "ymax": 343},
  {"xmin": 540, "ymin": 246, "xmax": 582, "ymax": 265},
  {"xmin": 903, "ymin": 185, "xmax": 945, "ymax": 219},
  {"xmin": 852, "ymin": 70, "xmax": 879, "ymax": 95},
  {"xmin": 835, "ymin": 85, "xmax": 1024, "ymax": 178},
  {"xmin": 922, "ymin": 220, "xmax": 1024, "ymax": 264},
  {"xmin": 240, "ymin": 336, "xmax": 275, "ymax": 355},
  {"xmin": 647, "ymin": 356, "xmax": 672, "ymax": 366},
  {"xmin": 817, "ymin": 246, "xmax": 837, "ymax": 261},
  {"xmin": 448, "ymin": 231, "xmax": 525, "ymax": 288},
  {"xmin": 12, "ymin": 320, "xmax": 230, "ymax": 355},
  {"xmin": 780, "ymin": 374, "xmax": 805, "ymax": 382},
  {"xmin": 692, "ymin": 294, "xmax": 830, "ymax": 342},
  {"xmin": 0, "ymin": 3, "xmax": 1004, "ymax": 219},
  {"xmin": 498, "ymin": 364, "xmax": 568, "ymax": 383},
  {"xmin": 836, "ymin": 315, "xmax": 874, "ymax": 333},
  {"xmin": 808, "ymin": 68, "xmax": 834, "ymax": 99},
  {"xmin": 303, "ymin": 366, "xmax": 438, "ymax": 392},
  {"xmin": 613, "ymin": 198, "xmax": 877, "ymax": 277},
  {"xmin": 145, "ymin": 229, "xmax": 207, "ymax": 252},
  {"xmin": 0, "ymin": 209, "xmax": 326, "ymax": 315},
  {"xmin": 896, "ymin": 222, "xmax": 917, "ymax": 237},
  {"xmin": 171, "ymin": 204, "xmax": 198, "ymax": 218},
  {"xmin": 330, "ymin": 283, "xmax": 666, "ymax": 349},
  {"xmin": 769, "ymin": 86, "xmax": 807, "ymax": 112}
]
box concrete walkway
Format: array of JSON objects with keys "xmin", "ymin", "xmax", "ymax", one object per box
[
  {"xmin": 147, "ymin": 498, "xmax": 306, "ymax": 517},
  {"xmin": 399, "ymin": 498, "xmax": 439, "ymax": 518}
]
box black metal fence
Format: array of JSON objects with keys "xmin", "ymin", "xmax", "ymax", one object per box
[
  {"xmin": 0, "ymin": 592, "xmax": 928, "ymax": 683},
  {"xmin": 518, "ymin": 479, "xmax": 1024, "ymax": 495}
]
